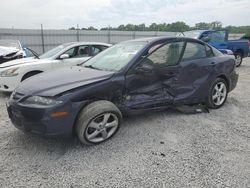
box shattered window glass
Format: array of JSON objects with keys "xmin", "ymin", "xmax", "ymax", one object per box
[{"xmin": 146, "ymin": 42, "xmax": 184, "ymax": 67}]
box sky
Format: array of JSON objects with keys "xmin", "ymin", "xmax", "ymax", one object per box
[{"xmin": 0, "ymin": 0, "xmax": 250, "ymax": 29}]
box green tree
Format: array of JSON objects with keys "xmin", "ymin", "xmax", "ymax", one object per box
[
  {"xmin": 167, "ymin": 22, "xmax": 190, "ymax": 32},
  {"xmin": 71, "ymin": 21, "xmax": 250, "ymax": 34}
]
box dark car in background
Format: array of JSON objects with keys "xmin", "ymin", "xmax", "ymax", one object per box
[
  {"xmin": 183, "ymin": 30, "xmax": 249, "ymax": 66},
  {"xmin": 6, "ymin": 37, "xmax": 238, "ymax": 145}
]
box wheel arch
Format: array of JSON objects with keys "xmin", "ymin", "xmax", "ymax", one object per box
[
  {"xmin": 21, "ymin": 70, "xmax": 43, "ymax": 81},
  {"xmin": 71, "ymin": 99, "xmax": 120, "ymax": 135},
  {"xmin": 234, "ymin": 48, "xmax": 244, "ymax": 56},
  {"xmin": 217, "ymin": 74, "xmax": 230, "ymax": 90},
  {"xmin": 74, "ymin": 100, "xmax": 122, "ymax": 144}
]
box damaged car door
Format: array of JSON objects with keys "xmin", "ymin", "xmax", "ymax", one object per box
[
  {"xmin": 172, "ymin": 40, "xmax": 216, "ymax": 104},
  {"xmin": 124, "ymin": 40, "xmax": 185, "ymax": 110}
]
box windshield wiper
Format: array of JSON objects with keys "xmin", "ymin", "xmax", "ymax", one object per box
[
  {"xmin": 77, "ymin": 56, "xmax": 94, "ymax": 66},
  {"xmin": 25, "ymin": 47, "xmax": 40, "ymax": 59},
  {"xmin": 84, "ymin": 65, "xmax": 102, "ymax": 70}
]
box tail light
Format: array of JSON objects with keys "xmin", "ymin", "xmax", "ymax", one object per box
[{"xmin": 248, "ymin": 41, "xmax": 250, "ymax": 47}]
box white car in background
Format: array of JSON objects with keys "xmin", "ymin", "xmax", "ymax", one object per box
[
  {"xmin": 0, "ymin": 39, "xmax": 38, "ymax": 64},
  {"xmin": 0, "ymin": 42, "xmax": 111, "ymax": 92}
]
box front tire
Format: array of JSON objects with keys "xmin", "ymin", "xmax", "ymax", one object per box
[
  {"xmin": 76, "ymin": 100, "xmax": 122, "ymax": 145},
  {"xmin": 206, "ymin": 78, "xmax": 228, "ymax": 109}
]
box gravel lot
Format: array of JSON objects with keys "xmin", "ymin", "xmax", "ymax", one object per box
[{"xmin": 0, "ymin": 58, "xmax": 250, "ymax": 188}]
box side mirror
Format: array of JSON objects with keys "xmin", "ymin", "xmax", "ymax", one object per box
[
  {"xmin": 135, "ymin": 64, "xmax": 154, "ymax": 74},
  {"xmin": 59, "ymin": 54, "xmax": 70, "ymax": 59},
  {"xmin": 201, "ymin": 36, "xmax": 210, "ymax": 42}
]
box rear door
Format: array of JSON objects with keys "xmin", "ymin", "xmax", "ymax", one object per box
[{"xmin": 173, "ymin": 40, "xmax": 216, "ymax": 104}]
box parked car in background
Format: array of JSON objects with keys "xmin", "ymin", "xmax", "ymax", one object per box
[
  {"xmin": 6, "ymin": 37, "xmax": 238, "ymax": 145},
  {"xmin": 241, "ymin": 35, "xmax": 250, "ymax": 42},
  {"xmin": 0, "ymin": 39, "xmax": 38, "ymax": 64},
  {"xmin": 240, "ymin": 35, "xmax": 250, "ymax": 56},
  {"xmin": 183, "ymin": 30, "xmax": 249, "ymax": 66},
  {"xmin": 0, "ymin": 42, "xmax": 111, "ymax": 92}
]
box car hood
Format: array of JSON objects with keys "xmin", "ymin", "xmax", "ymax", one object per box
[
  {"xmin": 0, "ymin": 46, "xmax": 19, "ymax": 56},
  {"xmin": 0, "ymin": 57, "xmax": 52, "ymax": 68},
  {"xmin": 16, "ymin": 66, "xmax": 114, "ymax": 96}
]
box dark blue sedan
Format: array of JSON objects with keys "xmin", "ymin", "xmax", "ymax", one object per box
[{"xmin": 6, "ymin": 37, "xmax": 238, "ymax": 145}]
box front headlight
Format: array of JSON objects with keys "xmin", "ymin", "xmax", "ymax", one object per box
[
  {"xmin": 1, "ymin": 68, "xmax": 19, "ymax": 77},
  {"xmin": 22, "ymin": 96, "xmax": 63, "ymax": 106}
]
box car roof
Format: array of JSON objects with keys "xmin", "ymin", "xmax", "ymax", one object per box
[
  {"xmin": 122, "ymin": 36, "xmax": 203, "ymax": 44},
  {"xmin": 123, "ymin": 36, "xmax": 177, "ymax": 43},
  {"xmin": 62, "ymin": 42, "xmax": 112, "ymax": 47}
]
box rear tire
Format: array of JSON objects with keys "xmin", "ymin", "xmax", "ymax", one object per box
[
  {"xmin": 234, "ymin": 52, "xmax": 243, "ymax": 67},
  {"xmin": 206, "ymin": 78, "xmax": 228, "ymax": 109},
  {"xmin": 76, "ymin": 100, "xmax": 122, "ymax": 145}
]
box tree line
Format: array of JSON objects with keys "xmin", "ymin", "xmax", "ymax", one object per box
[{"xmin": 69, "ymin": 21, "xmax": 250, "ymax": 35}]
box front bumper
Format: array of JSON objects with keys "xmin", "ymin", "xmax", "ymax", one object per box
[
  {"xmin": 0, "ymin": 76, "xmax": 21, "ymax": 92},
  {"xmin": 6, "ymin": 98, "xmax": 87, "ymax": 137}
]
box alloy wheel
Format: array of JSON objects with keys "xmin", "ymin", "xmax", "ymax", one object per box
[
  {"xmin": 212, "ymin": 82, "xmax": 227, "ymax": 106},
  {"xmin": 85, "ymin": 113, "xmax": 119, "ymax": 143}
]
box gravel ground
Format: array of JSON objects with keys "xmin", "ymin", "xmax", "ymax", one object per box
[{"xmin": 0, "ymin": 58, "xmax": 250, "ymax": 188}]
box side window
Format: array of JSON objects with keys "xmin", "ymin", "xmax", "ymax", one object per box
[
  {"xmin": 205, "ymin": 45, "xmax": 214, "ymax": 57},
  {"xmin": 144, "ymin": 42, "xmax": 184, "ymax": 67},
  {"xmin": 207, "ymin": 31, "xmax": 225, "ymax": 42},
  {"xmin": 92, "ymin": 45, "xmax": 109, "ymax": 56},
  {"xmin": 92, "ymin": 46, "xmax": 101, "ymax": 56},
  {"xmin": 76, "ymin": 45, "xmax": 90, "ymax": 58},
  {"xmin": 63, "ymin": 47, "xmax": 77, "ymax": 58},
  {"xmin": 182, "ymin": 42, "xmax": 206, "ymax": 61}
]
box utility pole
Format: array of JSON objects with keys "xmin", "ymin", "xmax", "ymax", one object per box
[
  {"xmin": 77, "ymin": 24, "xmax": 80, "ymax": 42},
  {"xmin": 133, "ymin": 25, "xmax": 136, "ymax": 39},
  {"xmin": 108, "ymin": 25, "xmax": 111, "ymax": 44},
  {"xmin": 40, "ymin": 24, "xmax": 45, "ymax": 53}
]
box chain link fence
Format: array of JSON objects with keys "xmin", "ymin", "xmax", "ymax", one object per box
[{"xmin": 0, "ymin": 28, "xmax": 245, "ymax": 54}]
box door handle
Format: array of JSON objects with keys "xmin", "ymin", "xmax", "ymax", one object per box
[{"xmin": 165, "ymin": 72, "xmax": 176, "ymax": 77}]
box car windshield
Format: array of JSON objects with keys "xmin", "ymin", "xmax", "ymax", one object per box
[
  {"xmin": 183, "ymin": 31, "xmax": 202, "ymax": 38},
  {"xmin": 0, "ymin": 40, "xmax": 21, "ymax": 50},
  {"xmin": 83, "ymin": 41, "xmax": 147, "ymax": 71},
  {"xmin": 39, "ymin": 44, "xmax": 72, "ymax": 59}
]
